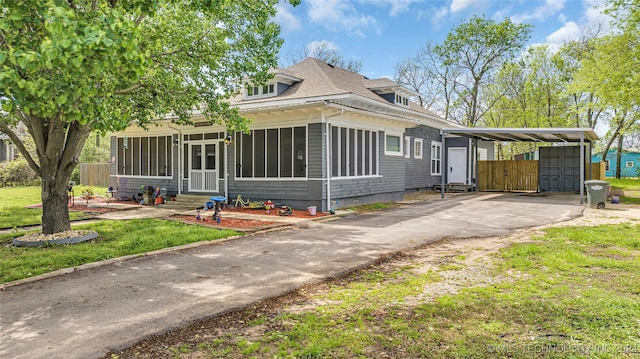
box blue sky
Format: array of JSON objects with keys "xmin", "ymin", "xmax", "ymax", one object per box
[{"xmin": 274, "ymin": 0, "xmax": 612, "ymax": 79}]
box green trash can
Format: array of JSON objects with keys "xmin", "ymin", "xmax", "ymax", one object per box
[{"xmin": 584, "ymin": 180, "xmax": 609, "ymax": 209}]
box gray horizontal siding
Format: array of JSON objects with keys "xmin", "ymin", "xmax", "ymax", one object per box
[{"xmin": 405, "ymin": 125, "xmax": 443, "ymax": 190}]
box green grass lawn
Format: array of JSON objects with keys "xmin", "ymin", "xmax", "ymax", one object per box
[
  {"xmin": 151, "ymin": 222, "xmax": 640, "ymax": 359},
  {"xmin": 608, "ymin": 178, "xmax": 640, "ymax": 204},
  {"xmin": 0, "ymin": 185, "xmax": 105, "ymax": 228},
  {"xmin": 0, "ymin": 219, "xmax": 239, "ymax": 283}
]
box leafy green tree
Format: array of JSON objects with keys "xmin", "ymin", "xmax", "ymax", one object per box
[
  {"xmin": 435, "ymin": 16, "xmax": 532, "ymax": 126},
  {"xmin": 0, "ymin": 0, "xmax": 298, "ymax": 234},
  {"xmin": 571, "ymin": 0, "xmax": 640, "ymax": 175}
]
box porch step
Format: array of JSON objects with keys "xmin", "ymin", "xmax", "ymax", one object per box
[
  {"xmin": 160, "ymin": 194, "xmax": 216, "ymax": 210},
  {"xmin": 433, "ymin": 183, "xmax": 474, "ymax": 193}
]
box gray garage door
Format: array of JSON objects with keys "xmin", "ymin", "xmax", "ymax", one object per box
[{"xmin": 539, "ymin": 146, "xmax": 582, "ymax": 192}]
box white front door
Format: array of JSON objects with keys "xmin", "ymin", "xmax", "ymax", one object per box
[
  {"xmin": 189, "ymin": 141, "xmax": 218, "ymax": 192},
  {"xmin": 448, "ymin": 147, "xmax": 467, "ymax": 184}
]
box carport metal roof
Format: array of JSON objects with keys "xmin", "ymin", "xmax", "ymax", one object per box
[
  {"xmin": 440, "ymin": 127, "xmax": 599, "ymax": 143},
  {"xmin": 439, "ymin": 127, "xmax": 599, "ymax": 204}
]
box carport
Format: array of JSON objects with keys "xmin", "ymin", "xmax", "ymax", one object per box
[{"xmin": 440, "ymin": 128, "xmax": 599, "ymax": 204}]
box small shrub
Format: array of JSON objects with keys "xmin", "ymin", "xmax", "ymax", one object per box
[{"xmin": 0, "ymin": 158, "xmax": 37, "ymax": 186}]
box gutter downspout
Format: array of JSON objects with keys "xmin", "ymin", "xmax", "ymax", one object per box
[
  {"xmin": 167, "ymin": 124, "xmax": 182, "ymax": 195},
  {"xmin": 323, "ymin": 107, "xmax": 344, "ymax": 212}
]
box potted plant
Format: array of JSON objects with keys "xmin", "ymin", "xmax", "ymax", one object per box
[{"xmin": 140, "ymin": 185, "xmax": 154, "ymax": 205}]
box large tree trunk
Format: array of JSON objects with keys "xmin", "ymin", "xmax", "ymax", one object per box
[
  {"xmin": 41, "ymin": 167, "xmax": 73, "ymax": 234},
  {"xmin": 4, "ymin": 114, "xmax": 92, "ymax": 235}
]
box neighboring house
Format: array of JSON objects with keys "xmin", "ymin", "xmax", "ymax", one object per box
[
  {"xmin": 110, "ymin": 58, "xmax": 470, "ymax": 211},
  {"xmin": 0, "ymin": 138, "xmax": 16, "ymax": 163},
  {"xmin": 592, "ymin": 149, "xmax": 640, "ymax": 177}
]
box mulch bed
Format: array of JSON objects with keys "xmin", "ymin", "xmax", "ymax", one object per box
[
  {"xmin": 170, "ymin": 214, "xmax": 282, "ymax": 231},
  {"xmin": 225, "ymin": 206, "xmax": 328, "ymax": 218}
]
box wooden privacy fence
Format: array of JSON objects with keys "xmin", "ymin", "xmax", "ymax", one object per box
[
  {"xmin": 79, "ymin": 163, "xmax": 110, "ymax": 187},
  {"xmin": 478, "ymin": 160, "xmax": 539, "ymax": 192},
  {"xmin": 479, "ymin": 160, "xmax": 606, "ymax": 192},
  {"xmin": 591, "ymin": 161, "xmax": 606, "ymax": 180}
]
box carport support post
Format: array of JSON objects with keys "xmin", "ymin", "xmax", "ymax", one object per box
[
  {"xmin": 441, "ymin": 131, "xmax": 446, "ymax": 199},
  {"xmin": 580, "ymin": 133, "xmax": 584, "ymax": 204}
]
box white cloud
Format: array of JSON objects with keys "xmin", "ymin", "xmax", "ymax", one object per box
[
  {"xmin": 427, "ymin": 6, "xmax": 450, "ymax": 28},
  {"xmin": 307, "ymin": 0, "xmax": 379, "ymax": 36},
  {"xmin": 546, "ymin": 21, "xmax": 581, "ymax": 48},
  {"xmin": 306, "ymin": 40, "xmax": 339, "ymax": 53},
  {"xmin": 450, "ymin": 0, "xmax": 476, "ymax": 13},
  {"xmin": 387, "ymin": 0, "xmax": 415, "ymax": 17},
  {"xmin": 274, "ymin": 1, "xmax": 302, "ymax": 32},
  {"xmin": 512, "ymin": 0, "xmax": 566, "ymax": 23}
]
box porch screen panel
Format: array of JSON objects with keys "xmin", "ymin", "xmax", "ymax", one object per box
[
  {"xmin": 235, "ymin": 132, "xmax": 241, "ymax": 177},
  {"xmin": 357, "ymin": 130, "xmax": 363, "ymax": 176},
  {"xmin": 117, "ymin": 138, "xmax": 124, "ymax": 175},
  {"xmin": 149, "ymin": 137, "xmax": 157, "ymax": 176},
  {"xmin": 254, "ymin": 130, "xmax": 266, "ymax": 178},
  {"xmin": 166, "ymin": 137, "xmax": 172, "ymax": 176},
  {"xmin": 132, "ymin": 137, "xmax": 140, "ymax": 175},
  {"xmin": 183, "ymin": 143, "xmax": 189, "ymax": 178},
  {"xmin": 280, "ymin": 128, "xmax": 292, "ymax": 177},
  {"xmin": 331, "ymin": 127, "xmax": 339, "ymax": 177},
  {"xmin": 371, "ymin": 132, "xmax": 378, "ymax": 174},
  {"xmin": 241, "ymin": 132, "xmax": 253, "ymax": 177},
  {"xmin": 191, "ymin": 144, "xmax": 202, "ymax": 170},
  {"xmin": 158, "ymin": 136, "xmax": 167, "ymax": 176},
  {"xmin": 125, "ymin": 139, "xmax": 133, "ymax": 175},
  {"xmin": 266, "ymin": 129, "xmax": 279, "ymax": 177},
  {"xmin": 364, "ymin": 131, "xmax": 370, "ymax": 175},
  {"xmin": 340, "ymin": 128, "xmax": 347, "ymax": 176},
  {"xmin": 294, "ymin": 127, "xmax": 306, "ymax": 177},
  {"xmin": 141, "ymin": 137, "xmax": 149, "ymax": 175},
  {"xmin": 348, "ymin": 129, "xmax": 355, "ymax": 176}
]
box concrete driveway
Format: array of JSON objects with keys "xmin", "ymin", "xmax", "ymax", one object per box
[{"xmin": 0, "ymin": 193, "xmax": 585, "ymax": 359}]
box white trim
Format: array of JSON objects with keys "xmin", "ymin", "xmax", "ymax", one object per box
[
  {"xmin": 331, "ymin": 125, "xmax": 379, "ymax": 177},
  {"xmin": 244, "ymin": 81, "xmax": 276, "ymax": 99},
  {"xmin": 430, "ymin": 140, "xmax": 442, "ymax": 176},
  {"xmin": 385, "ymin": 132, "xmax": 403, "ymax": 156},
  {"xmin": 414, "ymin": 138, "xmax": 423, "ymax": 159},
  {"xmin": 330, "ymin": 175, "xmax": 383, "ymax": 181}
]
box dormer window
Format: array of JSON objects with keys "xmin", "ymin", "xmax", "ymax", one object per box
[
  {"xmin": 262, "ymin": 84, "xmax": 275, "ymax": 95},
  {"xmin": 395, "ymin": 93, "xmax": 409, "ymax": 107},
  {"xmin": 245, "ymin": 82, "xmax": 276, "ymax": 99}
]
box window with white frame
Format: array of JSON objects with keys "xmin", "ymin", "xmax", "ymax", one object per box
[
  {"xmin": 331, "ymin": 126, "xmax": 378, "ymax": 177},
  {"xmin": 395, "ymin": 93, "xmax": 409, "ymax": 107},
  {"xmin": 385, "ymin": 133, "xmax": 402, "ymax": 156},
  {"xmin": 431, "ymin": 141, "xmax": 442, "ymax": 175},
  {"xmin": 404, "ymin": 136, "xmax": 411, "ymax": 158},
  {"xmin": 245, "ymin": 82, "xmax": 276, "ymax": 99},
  {"xmin": 117, "ymin": 135, "xmax": 173, "ymax": 177},
  {"xmin": 235, "ymin": 126, "xmax": 306, "ymax": 178},
  {"xmin": 627, "ymin": 161, "xmax": 635, "ymax": 168},
  {"xmin": 414, "ymin": 138, "xmax": 423, "ymax": 159}
]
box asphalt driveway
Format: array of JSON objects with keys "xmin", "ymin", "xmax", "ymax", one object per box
[{"xmin": 0, "ymin": 193, "xmax": 585, "ymax": 359}]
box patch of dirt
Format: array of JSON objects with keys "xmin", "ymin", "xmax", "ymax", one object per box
[
  {"xmin": 104, "ymin": 203, "xmax": 640, "ymax": 359},
  {"xmin": 170, "ymin": 215, "xmax": 279, "ymax": 231}
]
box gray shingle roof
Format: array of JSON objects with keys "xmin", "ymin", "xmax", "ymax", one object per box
[{"xmin": 233, "ymin": 57, "xmax": 446, "ymax": 122}]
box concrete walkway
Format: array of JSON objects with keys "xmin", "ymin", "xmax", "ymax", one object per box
[{"xmin": 0, "ymin": 193, "xmax": 586, "ymax": 359}]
